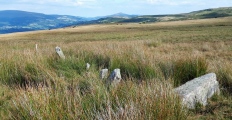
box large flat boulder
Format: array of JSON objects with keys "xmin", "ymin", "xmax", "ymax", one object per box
[{"xmin": 174, "ymin": 73, "xmax": 220, "ymax": 109}]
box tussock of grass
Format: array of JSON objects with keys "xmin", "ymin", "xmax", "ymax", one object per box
[
  {"xmin": 159, "ymin": 61, "xmax": 173, "ymax": 80},
  {"xmin": 173, "ymin": 57, "xmax": 208, "ymax": 87},
  {"xmin": 110, "ymin": 57, "xmax": 157, "ymax": 81},
  {"xmin": 217, "ymin": 63, "xmax": 232, "ymax": 95},
  {"xmin": 158, "ymin": 57, "xmax": 208, "ymax": 87},
  {"xmin": 48, "ymin": 55, "xmax": 86, "ymax": 79},
  {"xmin": 0, "ymin": 59, "xmax": 51, "ymax": 88},
  {"xmin": 83, "ymin": 53, "xmax": 110, "ymax": 69}
]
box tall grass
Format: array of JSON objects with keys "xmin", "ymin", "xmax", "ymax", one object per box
[
  {"xmin": 109, "ymin": 57, "xmax": 157, "ymax": 81},
  {"xmin": 0, "ymin": 17, "xmax": 232, "ymax": 119},
  {"xmin": 158, "ymin": 57, "xmax": 208, "ymax": 87},
  {"xmin": 172, "ymin": 57, "xmax": 208, "ymax": 87},
  {"xmin": 217, "ymin": 63, "xmax": 232, "ymax": 95},
  {"xmin": 0, "ymin": 55, "xmax": 52, "ymax": 88},
  {"xmin": 0, "ymin": 47, "xmax": 186, "ymax": 119},
  {"xmin": 8, "ymin": 80, "xmax": 187, "ymax": 120},
  {"xmin": 159, "ymin": 61, "xmax": 173, "ymax": 80}
]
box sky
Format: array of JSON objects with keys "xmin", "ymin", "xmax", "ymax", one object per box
[{"xmin": 0, "ymin": 0, "xmax": 232, "ymax": 17}]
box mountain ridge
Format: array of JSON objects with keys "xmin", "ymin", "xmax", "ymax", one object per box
[
  {"xmin": 1, "ymin": 7, "xmax": 232, "ymax": 34},
  {"xmin": 0, "ymin": 10, "xmax": 89, "ymax": 34},
  {"xmin": 93, "ymin": 7, "xmax": 232, "ymax": 24}
]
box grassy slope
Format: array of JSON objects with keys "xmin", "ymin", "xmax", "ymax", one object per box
[
  {"xmin": 91, "ymin": 7, "xmax": 232, "ymax": 24},
  {"xmin": 0, "ymin": 17, "xmax": 232, "ymax": 119},
  {"xmin": 186, "ymin": 7, "xmax": 232, "ymax": 19}
]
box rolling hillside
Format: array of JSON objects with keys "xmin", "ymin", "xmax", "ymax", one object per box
[
  {"xmin": 91, "ymin": 7, "xmax": 232, "ymax": 24},
  {"xmin": 0, "ymin": 7, "xmax": 232, "ymax": 34},
  {"xmin": 0, "ymin": 10, "xmax": 88, "ymax": 34}
]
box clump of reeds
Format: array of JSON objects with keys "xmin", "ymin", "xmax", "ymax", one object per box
[
  {"xmin": 172, "ymin": 57, "xmax": 208, "ymax": 87},
  {"xmin": 217, "ymin": 63, "xmax": 232, "ymax": 95}
]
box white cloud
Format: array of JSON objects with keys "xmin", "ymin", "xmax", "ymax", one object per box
[
  {"xmin": 17, "ymin": 0, "xmax": 97, "ymax": 6},
  {"xmin": 145, "ymin": 0, "xmax": 200, "ymax": 5}
]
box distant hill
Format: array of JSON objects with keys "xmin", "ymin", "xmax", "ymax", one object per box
[
  {"xmin": 84, "ymin": 13, "xmax": 138, "ymax": 23},
  {"xmin": 0, "ymin": 10, "xmax": 89, "ymax": 34},
  {"xmin": 88, "ymin": 7, "xmax": 232, "ymax": 24},
  {"xmin": 106, "ymin": 12, "xmax": 138, "ymax": 18},
  {"xmin": 185, "ymin": 7, "xmax": 232, "ymax": 19},
  {"xmin": 1, "ymin": 7, "xmax": 232, "ymax": 34}
]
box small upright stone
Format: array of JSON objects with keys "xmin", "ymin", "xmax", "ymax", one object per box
[
  {"xmin": 55, "ymin": 46, "xmax": 65, "ymax": 59},
  {"xmin": 109, "ymin": 69, "xmax": 121, "ymax": 84},
  {"xmin": 100, "ymin": 69, "xmax": 108, "ymax": 79},
  {"xmin": 86, "ymin": 63, "xmax": 90, "ymax": 70},
  {"xmin": 35, "ymin": 44, "xmax": 38, "ymax": 52}
]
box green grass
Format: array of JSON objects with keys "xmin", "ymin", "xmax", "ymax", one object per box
[
  {"xmin": 109, "ymin": 57, "xmax": 157, "ymax": 81},
  {"xmin": 217, "ymin": 64, "xmax": 232, "ymax": 95},
  {"xmin": 173, "ymin": 57, "xmax": 208, "ymax": 87},
  {"xmin": 0, "ymin": 59, "xmax": 51, "ymax": 87}
]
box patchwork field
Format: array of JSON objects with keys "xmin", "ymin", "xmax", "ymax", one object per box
[{"xmin": 0, "ymin": 17, "xmax": 232, "ymax": 119}]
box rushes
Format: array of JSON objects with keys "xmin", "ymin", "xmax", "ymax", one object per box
[
  {"xmin": 173, "ymin": 57, "xmax": 208, "ymax": 87},
  {"xmin": 217, "ymin": 63, "xmax": 232, "ymax": 95},
  {"xmin": 159, "ymin": 57, "xmax": 208, "ymax": 87},
  {"xmin": 110, "ymin": 57, "xmax": 157, "ymax": 81},
  {"xmin": 0, "ymin": 57, "xmax": 51, "ymax": 88},
  {"xmin": 48, "ymin": 55, "xmax": 86, "ymax": 79},
  {"xmin": 159, "ymin": 61, "xmax": 173, "ymax": 80}
]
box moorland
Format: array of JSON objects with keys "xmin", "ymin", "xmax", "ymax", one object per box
[{"xmin": 0, "ymin": 17, "xmax": 232, "ymax": 119}]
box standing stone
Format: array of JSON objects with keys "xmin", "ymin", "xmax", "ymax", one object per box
[
  {"xmin": 35, "ymin": 44, "xmax": 38, "ymax": 52},
  {"xmin": 100, "ymin": 69, "xmax": 108, "ymax": 79},
  {"xmin": 86, "ymin": 63, "xmax": 90, "ymax": 70},
  {"xmin": 55, "ymin": 46, "xmax": 65, "ymax": 59},
  {"xmin": 109, "ymin": 69, "xmax": 121, "ymax": 84},
  {"xmin": 174, "ymin": 73, "xmax": 220, "ymax": 109}
]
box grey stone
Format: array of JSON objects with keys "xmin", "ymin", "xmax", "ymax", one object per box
[
  {"xmin": 55, "ymin": 46, "xmax": 65, "ymax": 59},
  {"xmin": 35, "ymin": 44, "xmax": 38, "ymax": 52},
  {"xmin": 86, "ymin": 63, "xmax": 90, "ymax": 70},
  {"xmin": 100, "ymin": 69, "xmax": 108, "ymax": 79},
  {"xmin": 109, "ymin": 69, "xmax": 121, "ymax": 84},
  {"xmin": 174, "ymin": 73, "xmax": 220, "ymax": 109}
]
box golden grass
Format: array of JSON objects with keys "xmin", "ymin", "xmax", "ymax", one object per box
[{"xmin": 0, "ymin": 17, "xmax": 232, "ymax": 119}]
